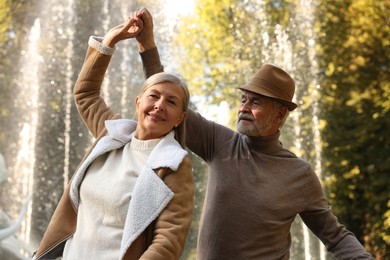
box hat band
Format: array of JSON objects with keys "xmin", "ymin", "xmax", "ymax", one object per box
[{"xmin": 254, "ymin": 78, "xmax": 293, "ymax": 101}]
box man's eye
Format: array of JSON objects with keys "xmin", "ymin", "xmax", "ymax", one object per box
[{"xmin": 150, "ymin": 94, "xmax": 158, "ymax": 99}]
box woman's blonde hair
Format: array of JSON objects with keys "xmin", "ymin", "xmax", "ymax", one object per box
[{"xmin": 140, "ymin": 72, "xmax": 190, "ymax": 148}]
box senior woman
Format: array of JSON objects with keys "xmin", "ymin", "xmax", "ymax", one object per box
[{"xmin": 33, "ymin": 14, "xmax": 194, "ymax": 260}]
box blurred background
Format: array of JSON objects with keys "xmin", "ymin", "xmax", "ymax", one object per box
[{"xmin": 0, "ymin": 0, "xmax": 389, "ymax": 259}]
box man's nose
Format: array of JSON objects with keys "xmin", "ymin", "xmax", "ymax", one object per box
[{"xmin": 239, "ymin": 100, "xmax": 251, "ymax": 112}]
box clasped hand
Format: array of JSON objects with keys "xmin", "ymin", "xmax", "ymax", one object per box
[{"xmin": 102, "ymin": 16, "xmax": 144, "ymax": 47}]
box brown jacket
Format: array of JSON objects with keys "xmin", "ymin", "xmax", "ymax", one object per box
[{"xmin": 34, "ymin": 45, "xmax": 194, "ymax": 260}]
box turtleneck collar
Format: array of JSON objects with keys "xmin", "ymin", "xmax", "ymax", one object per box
[
  {"xmin": 243, "ymin": 130, "xmax": 283, "ymax": 154},
  {"xmin": 131, "ymin": 136, "xmax": 161, "ymax": 151}
]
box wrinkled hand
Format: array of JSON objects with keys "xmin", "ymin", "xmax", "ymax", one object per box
[
  {"xmin": 102, "ymin": 17, "xmax": 144, "ymax": 47},
  {"xmin": 131, "ymin": 8, "xmax": 156, "ymax": 52}
]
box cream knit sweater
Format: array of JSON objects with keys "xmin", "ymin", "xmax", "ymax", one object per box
[{"xmin": 63, "ymin": 137, "xmax": 160, "ymax": 259}]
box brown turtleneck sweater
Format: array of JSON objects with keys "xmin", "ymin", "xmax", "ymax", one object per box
[{"xmin": 141, "ymin": 48, "xmax": 374, "ymax": 260}]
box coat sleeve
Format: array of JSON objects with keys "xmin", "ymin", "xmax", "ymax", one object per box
[
  {"xmin": 73, "ymin": 46, "xmax": 121, "ymax": 138},
  {"xmin": 140, "ymin": 156, "xmax": 194, "ymax": 260}
]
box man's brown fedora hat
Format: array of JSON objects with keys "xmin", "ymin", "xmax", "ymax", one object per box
[{"xmin": 238, "ymin": 64, "xmax": 298, "ymax": 111}]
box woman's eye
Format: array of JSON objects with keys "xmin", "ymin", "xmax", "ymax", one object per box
[{"xmin": 168, "ymin": 99, "xmax": 177, "ymax": 105}]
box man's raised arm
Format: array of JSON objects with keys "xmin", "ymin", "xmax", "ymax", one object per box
[{"xmin": 134, "ymin": 8, "xmax": 164, "ymax": 78}]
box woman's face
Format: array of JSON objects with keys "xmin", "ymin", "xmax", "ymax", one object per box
[{"xmin": 135, "ymin": 82, "xmax": 186, "ymax": 140}]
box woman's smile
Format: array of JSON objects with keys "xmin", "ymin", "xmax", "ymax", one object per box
[{"xmin": 147, "ymin": 112, "xmax": 165, "ymax": 122}]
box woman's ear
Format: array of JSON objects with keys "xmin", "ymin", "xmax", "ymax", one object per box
[
  {"xmin": 135, "ymin": 96, "xmax": 140, "ymax": 111},
  {"xmin": 176, "ymin": 112, "xmax": 187, "ymax": 127}
]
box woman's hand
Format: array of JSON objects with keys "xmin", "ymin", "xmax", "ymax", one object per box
[{"xmin": 102, "ymin": 17, "xmax": 144, "ymax": 48}]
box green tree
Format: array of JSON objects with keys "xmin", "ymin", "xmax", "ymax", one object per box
[
  {"xmin": 317, "ymin": 0, "xmax": 390, "ymax": 258},
  {"xmin": 172, "ymin": 0, "xmax": 306, "ymax": 127}
]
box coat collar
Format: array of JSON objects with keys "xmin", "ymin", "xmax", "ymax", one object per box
[
  {"xmin": 70, "ymin": 119, "xmax": 187, "ymax": 210},
  {"xmin": 105, "ymin": 119, "xmax": 187, "ymax": 171},
  {"xmin": 105, "ymin": 118, "xmax": 136, "ymax": 143}
]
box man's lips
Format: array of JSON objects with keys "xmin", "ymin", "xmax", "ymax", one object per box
[{"xmin": 238, "ymin": 113, "xmax": 253, "ymax": 122}]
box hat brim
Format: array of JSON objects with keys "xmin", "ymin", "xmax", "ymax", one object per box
[{"xmin": 238, "ymin": 85, "xmax": 298, "ymax": 111}]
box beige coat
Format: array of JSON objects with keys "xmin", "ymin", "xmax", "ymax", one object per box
[{"xmin": 34, "ymin": 46, "xmax": 194, "ymax": 260}]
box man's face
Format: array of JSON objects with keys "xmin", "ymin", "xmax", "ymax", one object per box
[{"xmin": 237, "ymin": 90, "xmax": 282, "ymax": 137}]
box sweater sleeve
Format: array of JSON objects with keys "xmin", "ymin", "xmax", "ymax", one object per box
[
  {"xmin": 185, "ymin": 110, "xmax": 236, "ymax": 163},
  {"xmin": 300, "ymin": 169, "xmax": 374, "ymax": 259},
  {"xmin": 140, "ymin": 47, "xmax": 164, "ymax": 78}
]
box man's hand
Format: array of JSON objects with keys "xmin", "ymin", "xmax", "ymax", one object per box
[{"xmin": 132, "ymin": 8, "xmax": 156, "ymax": 52}]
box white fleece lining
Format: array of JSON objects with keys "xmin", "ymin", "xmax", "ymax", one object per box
[
  {"xmin": 70, "ymin": 135, "xmax": 125, "ymax": 210},
  {"xmin": 88, "ymin": 36, "xmax": 115, "ymax": 56},
  {"xmin": 70, "ymin": 120, "xmax": 137, "ymax": 209},
  {"xmin": 119, "ymin": 168, "xmax": 174, "ymax": 259},
  {"xmin": 147, "ymin": 132, "xmax": 187, "ymax": 171}
]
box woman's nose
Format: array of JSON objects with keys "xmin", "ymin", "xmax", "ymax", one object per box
[{"xmin": 154, "ymin": 99, "xmax": 165, "ymax": 111}]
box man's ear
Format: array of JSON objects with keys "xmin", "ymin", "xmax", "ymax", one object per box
[
  {"xmin": 275, "ymin": 106, "xmax": 288, "ymax": 124},
  {"xmin": 277, "ymin": 106, "xmax": 289, "ymax": 128},
  {"xmin": 280, "ymin": 106, "xmax": 288, "ymax": 118}
]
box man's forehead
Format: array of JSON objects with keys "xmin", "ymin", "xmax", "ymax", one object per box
[{"xmin": 241, "ymin": 90, "xmax": 265, "ymax": 99}]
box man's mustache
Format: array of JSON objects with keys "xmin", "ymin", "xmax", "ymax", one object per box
[{"xmin": 238, "ymin": 113, "xmax": 254, "ymax": 121}]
